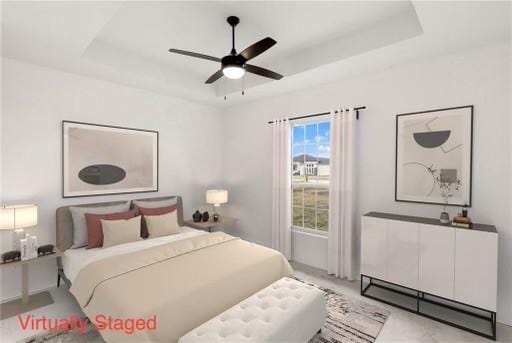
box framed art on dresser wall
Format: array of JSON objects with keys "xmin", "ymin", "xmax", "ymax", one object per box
[
  {"xmin": 62, "ymin": 121, "xmax": 158, "ymax": 198},
  {"xmin": 395, "ymin": 105, "xmax": 473, "ymax": 206}
]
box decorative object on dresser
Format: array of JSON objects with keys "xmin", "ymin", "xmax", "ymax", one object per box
[
  {"xmin": 395, "ymin": 105, "xmax": 473, "ymax": 206},
  {"xmin": 185, "ymin": 215, "xmax": 237, "ymax": 233},
  {"xmin": 439, "ymin": 211, "xmax": 450, "ymax": 224},
  {"xmin": 201, "ymin": 211, "xmax": 209, "ymax": 222},
  {"xmin": 20, "ymin": 234, "xmax": 38, "ymax": 261},
  {"xmin": 0, "ymin": 248, "xmax": 62, "ymax": 320},
  {"xmin": 361, "ymin": 212, "xmax": 498, "ymax": 340},
  {"xmin": 62, "ymin": 121, "xmax": 158, "ymax": 198},
  {"xmin": 192, "ymin": 210, "xmax": 202, "ymax": 222},
  {"xmin": 0, "ymin": 204, "xmax": 38, "ymax": 250},
  {"xmin": 37, "ymin": 244, "xmax": 54, "ymax": 256},
  {"xmin": 451, "ymin": 204, "xmax": 472, "ymax": 228},
  {"xmin": 1, "ymin": 250, "xmax": 21, "ymax": 263}
]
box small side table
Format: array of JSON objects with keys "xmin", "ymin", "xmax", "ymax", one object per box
[
  {"xmin": 185, "ymin": 215, "xmax": 237, "ymax": 232},
  {"xmin": 0, "ymin": 250, "xmax": 62, "ymax": 320}
]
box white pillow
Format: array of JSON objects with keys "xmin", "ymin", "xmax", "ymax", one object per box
[
  {"xmin": 145, "ymin": 211, "xmax": 180, "ymax": 238},
  {"xmin": 101, "ymin": 216, "xmax": 142, "ymax": 248},
  {"xmin": 69, "ymin": 202, "xmax": 130, "ymax": 248},
  {"xmin": 133, "ymin": 198, "xmax": 176, "ymax": 209}
]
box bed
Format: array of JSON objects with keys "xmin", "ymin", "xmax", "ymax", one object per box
[{"xmin": 56, "ymin": 196, "xmax": 293, "ymax": 342}]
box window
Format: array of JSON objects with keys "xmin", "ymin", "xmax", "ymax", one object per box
[{"xmin": 292, "ymin": 121, "xmax": 330, "ymax": 233}]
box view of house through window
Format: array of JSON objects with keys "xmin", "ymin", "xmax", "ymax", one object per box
[{"xmin": 292, "ymin": 121, "xmax": 330, "ymax": 232}]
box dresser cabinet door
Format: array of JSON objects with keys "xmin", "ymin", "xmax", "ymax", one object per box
[
  {"xmin": 387, "ymin": 220, "xmax": 419, "ymax": 289},
  {"xmin": 361, "ymin": 216, "xmax": 388, "ymax": 280},
  {"xmin": 454, "ymin": 230, "xmax": 498, "ymax": 311},
  {"xmin": 418, "ymin": 224, "xmax": 455, "ymax": 299}
]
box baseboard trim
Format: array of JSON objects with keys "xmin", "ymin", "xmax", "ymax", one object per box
[{"xmin": 0, "ymin": 283, "xmax": 58, "ymax": 304}]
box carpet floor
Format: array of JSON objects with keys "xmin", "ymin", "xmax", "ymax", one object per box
[{"xmin": 20, "ymin": 279, "xmax": 389, "ymax": 343}]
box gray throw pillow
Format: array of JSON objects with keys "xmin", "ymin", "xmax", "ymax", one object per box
[
  {"xmin": 133, "ymin": 198, "xmax": 177, "ymax": 209},
  {"xmin": 69, "ymin": 202, "xmax": 130, "ymax": 248}
]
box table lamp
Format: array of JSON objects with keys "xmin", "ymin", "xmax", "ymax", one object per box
[
  {"xmin": 0, "ymin": 204, "xmax": 38, "ymax": 251},
  {"xmin": 206, "ymin": 190, "xmax": 228, "ymax": 220}
]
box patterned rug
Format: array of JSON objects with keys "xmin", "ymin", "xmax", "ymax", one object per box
[
  {"xmin": 19, "ymin": 279, "xmax": 389, "ymax": 343},
  {"xmin": 304, "ymin": 279, "xmax": 390, "ymax": 343}
]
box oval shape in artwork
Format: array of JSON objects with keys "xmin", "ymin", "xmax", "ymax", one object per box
[
  {"xmin": 413, "ymin": 130, "xmax": 451, "ymax": 148},
  {"xmin": 78, "ymin": 164, "xmax": 126, "ymax": 185}
]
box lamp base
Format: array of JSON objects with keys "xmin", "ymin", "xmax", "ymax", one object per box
[{"xmin": 13, "ymin": 229, "xmax": 25, "ymax": 250}]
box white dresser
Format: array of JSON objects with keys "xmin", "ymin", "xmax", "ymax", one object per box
[{"xmin": 360, "ymin": 212, "xmax": 498, "ymax": 340}]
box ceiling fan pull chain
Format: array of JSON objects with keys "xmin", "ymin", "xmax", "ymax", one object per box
[{"xmin": 242, "ymin": 75, "xmax": 245, "ymax": 95}]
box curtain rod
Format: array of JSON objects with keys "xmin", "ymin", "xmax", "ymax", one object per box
[{"xmin": 267, "ymin": 106, "xmax": 366, "ymax": 124}]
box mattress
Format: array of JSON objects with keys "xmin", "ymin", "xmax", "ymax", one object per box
[{"xmin": 62, "ymin": 226, "xmax": 206, "ymax": 283}]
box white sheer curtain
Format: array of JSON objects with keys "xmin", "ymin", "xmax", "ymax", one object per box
[
  {"xmin": 271, "ymin": 118, "xmax": 292, "ymax": 260},
  {"xmin": 328, "ymin": 108, "xmax": 357, "ymax": 279}
]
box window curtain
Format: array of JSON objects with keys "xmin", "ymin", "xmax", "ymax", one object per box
[
  {"xmin": 271, "ymin": 118, "xmax": 292, "ymax": 260},
  {"xmin": 328, "ymin": 108, "xmax": 357, "ymax": 279}
]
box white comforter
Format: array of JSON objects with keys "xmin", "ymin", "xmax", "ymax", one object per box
[{"xmin": 62, "ymin": 226, "xmax": 206, "ymax": 283}]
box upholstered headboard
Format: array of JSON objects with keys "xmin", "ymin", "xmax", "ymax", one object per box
[{"xmin": 56, "ymin": 195, "xmax": 184, "ymax": 252}]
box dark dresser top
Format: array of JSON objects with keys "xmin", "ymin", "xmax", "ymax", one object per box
[{"xmin": 364, "ymin": 212, "xmax": 497, "ymax": 234}]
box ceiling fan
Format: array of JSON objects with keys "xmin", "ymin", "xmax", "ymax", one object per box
[{"xmin": 169, "ymin": 16, "xmax": 283, "ymax": 84}]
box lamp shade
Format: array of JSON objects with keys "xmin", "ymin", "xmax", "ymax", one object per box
[
  {"xmin": 206, "ymin": 190, "xmax": 228, "ymax": 206},
  {"xmin": 0, "ymin": 204, "xmax": 38, "ymax": 230}
]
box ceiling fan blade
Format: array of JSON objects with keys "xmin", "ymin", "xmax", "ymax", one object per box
[
  {"xmin": 205, "ymin": 70, "xmax": 224, "ymax": 84},
  {"xmin": 239, "ymin": 37, "xmax": 277, "ymax": 61},
  {"xmin": 245, "ymin": 64, "xmax": 283, "ymax": 80},
  {"xmin": 169, "ymin": 49, "xmax": 221, "ymax": 62}
]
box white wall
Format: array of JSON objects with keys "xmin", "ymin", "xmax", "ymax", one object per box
[
  {"xmin": 0, "ymin": 58, "xmax": 224, "ymax": 301},
  {"xmin": 222, "ymin": 42, "xmax": 512, "ymax": 324}
]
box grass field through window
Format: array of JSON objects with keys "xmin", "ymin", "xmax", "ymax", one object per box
[{"xmin": 293, "ymin": 186, "xmax": 329, "ymax": 231}]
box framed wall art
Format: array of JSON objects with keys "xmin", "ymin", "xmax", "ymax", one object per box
[
  {"xmin": 62, "ymin": 121, "xmax": 158, "ymax": 198},
  {"xmin": 395, "ymin": 105, "xmax": 473, "ymax": 206}
]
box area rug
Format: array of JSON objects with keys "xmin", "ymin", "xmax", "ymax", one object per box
[
  {"xmin": 19, "ymin": 279, "xmax": 389, "ymax": 343},
  {"xmin": 303, "ymin": 279, "xmax": 390, "ymax": 343}
]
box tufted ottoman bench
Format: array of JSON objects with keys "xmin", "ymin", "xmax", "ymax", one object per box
[{"xmin": 179, "ymin": 277, "xmax": 326, "ymax": 343}]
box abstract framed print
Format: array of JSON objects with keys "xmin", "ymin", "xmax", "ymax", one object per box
[
  {"xmin": 395, "ymin": 105, "xmax": 473, "ymax": 206},
  {"xmin": 62, "ymin": 121, "xmax": 158, "ymax": 198}
]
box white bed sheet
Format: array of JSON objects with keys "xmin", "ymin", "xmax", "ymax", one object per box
[{"xmin": 62, "ymin": 226, "xmax": 207, "ymax": 283}]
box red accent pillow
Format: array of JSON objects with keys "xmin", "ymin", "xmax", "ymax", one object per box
[
  {"xmin": 136, "ymin": 205, "xmax": 177, "ymax": 238},
  {"xmin": 85, "ymin": 210, "xmax": 137, "ymax": 249}
]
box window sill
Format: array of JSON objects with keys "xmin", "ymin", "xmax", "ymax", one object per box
[{"xmin": 292, "ymin": 226, "xmax": 328, "ymax": 238}]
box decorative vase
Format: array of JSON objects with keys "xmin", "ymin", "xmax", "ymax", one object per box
[
  {"xmin": 213, "ymin": 213, "xmax": 220, "ymax": 222},
  {"xmin": 202, "ymin": 211, "xmax": 210, "ymax": 222},
  {"xmin": 462, "ymin": 205, "xmax": 468, "ymax": 218},
  {"xmin": 192, "ymin": 210, "xmax": 202, "ymax": 223},
  {"xmin": 440, "ymin": 211, "xmax": 450, "ymax": 224}
]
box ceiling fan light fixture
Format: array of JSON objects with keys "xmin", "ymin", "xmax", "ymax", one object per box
[{"xmin": 222, "ymin": 65, "xmax": 245, "ymax": 79}]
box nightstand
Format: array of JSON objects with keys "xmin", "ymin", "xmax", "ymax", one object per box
[
  {"xmin": 184, "ymin": 215, "xmax": 237, "ymax": 232},
  {"xmin": 0, "ymin": 249, "xmax": 62, "ymax": 320}
]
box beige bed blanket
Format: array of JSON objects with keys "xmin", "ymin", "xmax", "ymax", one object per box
[{"xmin": 70, "ymin": 232, "xmax": 293, "ymax": 342}]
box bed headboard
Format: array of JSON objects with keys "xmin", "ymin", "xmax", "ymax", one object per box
[{"xmin": 56, "ymin": 195, "xmax": 184, "ymax": 252}]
